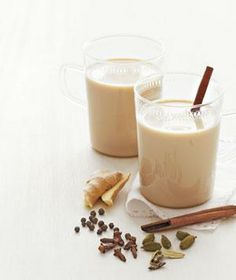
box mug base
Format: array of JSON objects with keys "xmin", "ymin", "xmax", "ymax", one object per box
[
  {"xmin": 140, "ymin": 188, "xmax": 212, "ymax": 209},
  {"xmin": 92, "ymin": 146, "xmax": 138, "ymax": 158}
]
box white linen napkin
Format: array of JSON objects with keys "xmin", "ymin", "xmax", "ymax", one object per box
[{"xmin": 126, "ymin": 140, "xmax": 236, "ymax": 230}]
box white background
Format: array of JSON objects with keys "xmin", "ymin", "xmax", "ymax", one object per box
[{"xmin": 1, "ymin": 0, "xmax": 236, "ymax": 279}]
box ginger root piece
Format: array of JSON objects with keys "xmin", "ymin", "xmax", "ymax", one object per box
[
  {"xmin": 84, "ymin": 171, "xmax": 123, "ymax": 208},
  {"xmin": 101, "ymin": 173, "xmax": 130, "ymax": 206}
]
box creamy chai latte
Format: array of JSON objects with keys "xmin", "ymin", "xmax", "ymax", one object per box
[
  {"xmin": 137, "ymin": 99, "xmax": 220, "ymax": 208},
  {"xmin": 86, "ymin": 59, "xmax": 158, "ymax": 157}
]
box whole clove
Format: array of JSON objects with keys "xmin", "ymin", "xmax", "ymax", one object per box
[
  {"xmin": 124, "ymin": 241, "xmax": 133, "ymax": 250},
  {"xmin": 112, "ymin": 230, "xmax": 124, "ymax": 246},
  {"xmin": 114, "ymin": 248, "xmax": 126, "ymax": 262},
  {"xmin": 100, "ymin": 238, "xmax": 115, "ymax": 244},
  {"xmin": 125, "ymin": 233, "xmax": 132, "ymax": 240},
  {"xmin": 125, "ymin": 233, "xmax": 136, "ymax": 243},
  {"xmin": 130, "ymin": 236, "xmax": 136, "ymax": 243},
  {"xmin": 130, "ymin": 244, "xmax": 138, "ymax": 259},
  {"xmin": 76, "ymin": 211, "xmax": 140, "ymax": 264},
  {"xmin": 98, "ymin": 243, "xmax": 115, "ymax": 254},
  {"xmin": 113, "ymin": 231, "xmax": 122, "ymax": 241}
]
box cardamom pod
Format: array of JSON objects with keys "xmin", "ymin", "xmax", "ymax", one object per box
[
  {"xmin": 142, "ymin": 233, "xmax": 155, "ymax": 245},
  {"xmin": 161, "ymin": 234, "xmax": 171, "ymax": 249},
  {"xmin": 149, "ymin": 250, "xmax": 165, "ymax": 270},
  {"xmin": 180, "ymin": 235, "xmax": 197, "ymax": 250},
  {"xmin": 150, "ymin": 250, "xmax": 163, "ymax": 265},
  {"xmin": 161, "ymin": 248, "xmax": 185, "ymax": 259},
  {"xmin": 148, "ymin": 261, "xmax": 166, "ymax": 270},
  {"xmin": 176, "ymin": 231, "xmax": 190, "ymax": 241},
  {"xmin": 142, "ymin": 241, "xmax": 162, "ymax": 252}
]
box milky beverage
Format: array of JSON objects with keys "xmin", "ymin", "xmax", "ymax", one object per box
[
  {"xmin": 86, "ymin": 59, "xmax": 158, "ymax": 157},
  {"xmin": 138, "ymin": 99, "xmax": 220, "ymax": 208}
]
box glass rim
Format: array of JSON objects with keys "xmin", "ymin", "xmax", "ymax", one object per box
[
  {"xmin": 134, "ymin": 72, "xmax": 224, "ymax": 109},
  {"xmin": 82, "ymin": 34, "xmax": 164, "ymax": 64}
]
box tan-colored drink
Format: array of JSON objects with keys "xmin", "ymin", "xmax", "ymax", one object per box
[
  {"xmin": 86, "ymin": 60, "xmax": 157, "ymax": 157},
  {"xmin": 138, "ymin": 100, "xmax": 220, "ymax": 208}
]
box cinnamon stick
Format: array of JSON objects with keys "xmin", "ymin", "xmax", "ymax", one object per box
[
  {"xmin": 191, "ymin": 66, "xmax": 214, "ymax": 112},
  {"xmin": 141, "ymin": 205, "xmax": 236, "ymax": 232}
]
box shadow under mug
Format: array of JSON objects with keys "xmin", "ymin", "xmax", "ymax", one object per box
[
  {"xmin": 60, "ymin": 34, "xmax": 164, "ymax": 157},
  {"xmin": 134, "ymin": 72, "xmax": 236, "ymax": 208}
]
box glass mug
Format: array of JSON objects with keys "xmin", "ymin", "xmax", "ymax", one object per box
[
  {"xmin": 60, "ymin": 35, "xmax": 164, "ymax": 157},
  {"xmin": 135, "ymin": 73, "xmax": 224, "ymax": 208}
]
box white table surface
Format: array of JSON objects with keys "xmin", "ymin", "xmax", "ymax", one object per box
[{"xmin": 1, "ymin": 0, "xmax": 236, "ymax": 279}]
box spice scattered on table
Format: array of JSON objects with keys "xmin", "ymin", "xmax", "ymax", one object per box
[
  {"xmin": 161, "ymin": 235, "xmax": 172, "ymax": 249},
  {"xmin": 92, "ymin": 217, "xmax": 98, "ymax": 224},
  {"xmin": 142, "ymin": 241, "xmax": 162, "ymax": 252},
  {"xmin": 74, "ymin": 203, "xmax": 198, "ymax": 271},
  {"xmin": 109, "ymin": 222, "xmax": 114, "ymax": 229},
  {"xmin": 179, "ymin": 234, "xmax": 197, "ymax": 250},
  {"xmin": 86, "ymin": 221, "xmax": 91, "ymax": 227},
  {"xmin": 141, "ymin": 231, "xmax": 197, "ymax": 271},
  {"xmin": 98, "ymin": 226, "xmax": 137, "ymax": 261},
  {"xmin": 90, "ymin": 210, "xmax": 96, "ymax": 217},
  {"xmin": 99, "ymin": 243, "xmax": 116, "ymax": 253},
  {"xmin": 130, "ymin": 244, "xmax": 138, "ymax": 258},
  {"xmin": 89, "ymin": 216, "xmax": 94, "ymax": 222},
  {"xmin": 161, "ymin": 248, "xmax": 185, "ymax": 259},
  {"xmin": 101, "ymin": 224, "xmax": 108, "ymax": 232},
  {"xmin": 88, "ymin": 224, "xmax": 95, "ymax": 231},
  {"xmin": 98, "ymin": 208, "xmax": 105, "ymax": 215},
  {"xmin": 74, "ymin": 226, "xmax": 80, "ymax": 233},
  {"xmin": 176, "ymin": 230, "xmax": 190, "ymax": 241},
  {"xmin": 100, "ymin": 238, "xmax": 115, "ymax": 244},
  {"xmin": 98, "ymin": 220, "xmax": 104, "ymax": 227},
  {"xmin": 114, "ymin": 248, "xmax": 126, "ymax": 262},
  {"xmin": 149, "ymin": 250, "xmax": 166, "ymax": 270},
  {"xmin": 125, "ymin": 233, "xmax": 132, "ymax": 240},
  {"xmin": 142, "ymin": 233, "xmax": 155, "ymax": 245},
  {"xmin": 75, "ymin": 209, "xmax": 138, "ymax": 263},
  {"xmin": 98, "ymin": 230, "xmax": 137, "ymax": 262}
]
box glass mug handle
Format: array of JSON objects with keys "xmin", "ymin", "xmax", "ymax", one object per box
[
  {"xmin": 221, "ymin": 109, "xmax": 236, "ymax": 143},
  {"xmin": 222, "ymin": 110, "xmax": 236, "ymax": 117},
  {"xmin": 60, "ymin": 64, "xmax": 86, "ymax": 108}
]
